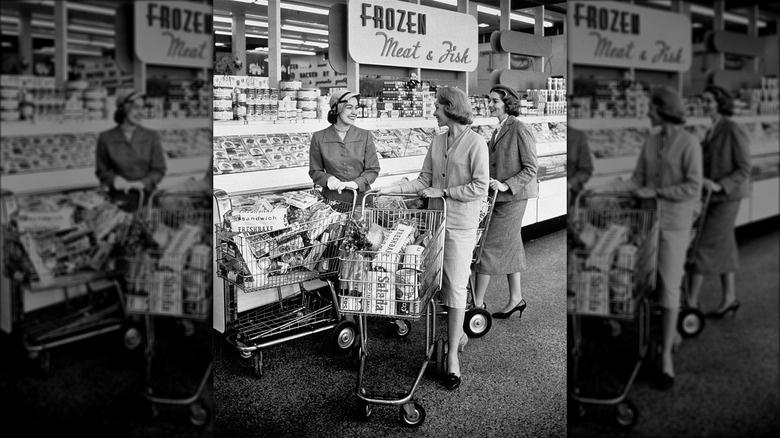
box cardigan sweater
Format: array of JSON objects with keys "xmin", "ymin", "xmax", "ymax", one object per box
[{"xmin": 396, "ymin": 127, "xmax": 489, "ymax": 229}]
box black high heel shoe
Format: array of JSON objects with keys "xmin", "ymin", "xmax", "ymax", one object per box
[
  {"xmin": 492, "ymin": 299, "xmax": 526, "ymax": 319},
  {"xmin": 443, "ymin": 373, "xmax": 462, "ymax": 390},
  {"xmin": 706, "ymin": 300, "xmax": 740, "ymax": 319}
]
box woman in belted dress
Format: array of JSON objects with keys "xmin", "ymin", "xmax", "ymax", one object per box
[{"xmin": 471, "ymin": 85, "xmax": 539, "ymax": 320}]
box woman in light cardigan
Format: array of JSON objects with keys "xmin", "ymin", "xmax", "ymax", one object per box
[{"xmin": 377, "ymin": 86, "xmax": 489, "ymax": 390}]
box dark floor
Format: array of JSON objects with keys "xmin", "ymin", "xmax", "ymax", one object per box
[
  {"xmin": 568, "ymin": 216, "xmax": 780, "ymax": 438},
  {"xmin": 0, "ymin": 313, "xmax": 214, "ymax": 438}
]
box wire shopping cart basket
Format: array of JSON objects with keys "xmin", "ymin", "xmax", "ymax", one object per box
[
  {"xmin": 120, "ymin": 190, "xmax": 213, "ymax": 426},
  {"xmin": 1, "ymin": 188, "xmax": 141, "ymax": 376},
  {"xmin": 338, "ymin": 192, "xmax": 446, "ymax": 428},
  {"xmin": 215, "ymin": 187, "xmax": 358, "ymax": 377},
  {"xmin": 567, "ymin": 192, "xmax": 659, "ymax": 428}
]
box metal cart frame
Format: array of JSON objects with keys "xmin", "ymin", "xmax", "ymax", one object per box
[
  {"xmin": 215, "ymin": 187, "xmax": 359, "ymax": 377},
  {"xmin": 568, "ymin": 192, "xmax": 659, "ymax": 428},
  {"xmin": 121, "ymin": 190, "xmax": 213, "ymax": 426},
  {"xmin": 677, "ymin": 186, "xmax": 714, "ymax": 338},
  {"xmin": 1, "ymin": 188, "xmax": 140, "ymax": 376},
  {"xmin": 339, "ymin": 192, "xmax": 446, "ymax": 428},
  {"xmin": 463, "ymin": 188, "xmax": 498, "ymax": 338}
]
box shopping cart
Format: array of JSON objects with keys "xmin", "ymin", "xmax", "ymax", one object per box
[
  {"xmin": 121, "ymin": 190, "xmax": 213, "ymax": 426},
  {"xmin": 463, "ymin": 188, "xmax": 498, "ymax": 338},
  {"xmin": 215, "ymin": 187, "xmax": 358, "ymax": 377},
  {"xmin": 677, "ymin": 186, "xmax": 713, "ymax": 338},
  {"xmin": 1, "ymin": 188, "xmax": 139, "ymax": 376},
  {"xmin": 567, "ymin": 192, "xmax": 659, "ymax": 428},
  {"xmin": 338, "ymin": 192, "xmax": 446, "ymax": 428}
]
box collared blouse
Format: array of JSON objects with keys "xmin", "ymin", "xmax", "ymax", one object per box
[
  {"xmin": 95, "ymin": 125, "xmax": 167, "ymax": 191},
  {"xmin": 309, "ymin": 125, "xmax": 381, "ymax": 203}
]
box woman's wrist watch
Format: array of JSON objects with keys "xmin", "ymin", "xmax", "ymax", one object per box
[{"xmin": 443, "ymin": 188, "xmax": 449, "ymax": 198}]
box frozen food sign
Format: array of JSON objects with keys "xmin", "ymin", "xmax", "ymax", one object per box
[
  {"xmin": 569, "ymin": 1, "xmax": 691, "ymax": 71},
  {"xmin": 347, "ymin": 0, "xmax": 477, "ymax": 72},
  {"xmin": 134, "ymin": 1, "xmax": 212, "ymax": 68}
]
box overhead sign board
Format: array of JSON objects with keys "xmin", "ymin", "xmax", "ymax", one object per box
[
  {"xmin": 134, "ymin": 1, "xmax": 213, "ymax": 68},
  {"xmin": 569, "ymin": 1, "xmax": 691, "ymax": 71},
  {"xmin": 347, "ymin": 0, "xmax": 478, "ymax": 72}
]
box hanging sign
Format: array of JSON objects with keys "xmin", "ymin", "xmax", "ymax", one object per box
[
  {"xmin": 134, "ymin": 1, "xmax": 213, "ymax": 68},
  {"xmin": 569, "ymin": 1, "xmax": 691, "ymax": 71},
  {"xmin": 347, "ymin": 0, "xmax": 478, "ymax": 72}
]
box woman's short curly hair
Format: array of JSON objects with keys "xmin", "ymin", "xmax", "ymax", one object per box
[
  {"xmin": 489, "ymin": 85, "xmax": 521, "ymax": 117},
  {"xmin": 703, "ymin": 85, "xmax": 734, "ymax": 117},
  {"xmin": 436, "ymin": 86, "xmax": 474, "ymax": 125}
]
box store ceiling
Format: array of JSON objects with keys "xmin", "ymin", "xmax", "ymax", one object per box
[{"xmin": 213, "ymin": 0, "xmax": 568, "ymax": 55}]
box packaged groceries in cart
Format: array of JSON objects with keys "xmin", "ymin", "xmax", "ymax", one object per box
[
  {"xmin": 1, "ymin": 187, "xmax": 139, "ymax": 376},
  {"xmin": 215, "ymin": 187, "xmax": 358, "ymax": 377},
  {"xmin": 463, "ymin": 188, "xmax": 498, "ymax": 338},
  {"xmin": 338, "ymin": 192, "xmax": 445, "ymax": 428},
  {"xmin": 567, "ymin": 192, "xmax": 659, "ymax": 428},
  {"xmin": 120, "ymin": 190, "xmax": 213, "ymax": 427}
]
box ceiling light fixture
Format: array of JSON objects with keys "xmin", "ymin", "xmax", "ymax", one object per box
[
  {"xmin": 281, "ymin": 24, "xmax": 328, "ymax": 35},
  {"xmin": 476, "ymin": 5, "xmax": 554, "ymax": 27}
]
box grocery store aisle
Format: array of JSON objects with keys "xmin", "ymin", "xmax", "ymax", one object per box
[
  {"xmin": 568, "ymin": 217, "xmax": 780, "ymax": 438},
  {"xmin": 212, "ymin": 224, "xmax": 567, "ymax": 438}
]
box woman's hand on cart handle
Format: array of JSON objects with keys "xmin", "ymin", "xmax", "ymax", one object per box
[
  {"xmin": 373, "ymin": 186, "xmax": 399, "ymax": 195},
  {"xmin": 702, "ymin": 178, "xmax": 722, "ymax": 193},
  {"xmin": 489, "ymin": 178, "xmax": 509, "ymax": 193},
  {"xmin": 337, "ymin": 181, "xmax": 359, "ymax": 194},
  {"xmin": 419, "ymin": 187, "xmax": 445, "ymax": 198},
  {"xmin": 634, "ymin": 187, "xmax": 657, "ymax": 199}
]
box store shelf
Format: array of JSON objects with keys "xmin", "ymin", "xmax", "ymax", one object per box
[
  {"xmin": 2, "ymin": 155, "xmax": 211, "ymax": 196},
  {"xmin": 2, "ymin": 118, "xmax": 212, "ymax": 137},
  {"xmin": 569, "ymin": 114, "xmax": 778, "ymax": 131},
  {"xmin": 214, "ymin": 154, "xmax": 426, "ymax": 196},
  {"xmin": 2, "ymin": 120, "xmax": 115, "ymax": 137},
  {"xmin": 213, "ymin": 114, "xmax": 568, "ymax": 137}
]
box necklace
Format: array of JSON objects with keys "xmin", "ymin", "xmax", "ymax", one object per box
[{"xmin": 333, "ymin": 125, "xmax": 350, "ymax": 133}]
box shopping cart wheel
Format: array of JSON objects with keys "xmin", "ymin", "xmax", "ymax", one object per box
[
  {"xmin": 252, "ymin": 351, "xmax": 264, "ymax": 377},
  {"xmin": 122, "ymin": 321, "xmax": 145, "ymax": 352},
  {"xmin": 464, "ymin": 308, "xmax": 492, "ymax": 338},
  {"xmin": 399, "ymin": 402, "xmax": 426, "ymax": 427},
  {"xmin": 189, "ymin": 401, "xmax": 211, "ymax": 427},
  {"xmin": 331, "ymin": 320, "xmax": 358, "ymax": 352},
  {"xmin": 678, "ymin": 308, "xmax": 705, "ymax": 338},
  {"xmin": 393, "ymin": 319, "xmax": 412, "ymax": 337},
  {"xmin": 615, "ymin": 400, "xmax": 638, "ymax": 428},
  {"xmin": 356, "ymin": 401, "xmax": 373, "ymax": 420}
]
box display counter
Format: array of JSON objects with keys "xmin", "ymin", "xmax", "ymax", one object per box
[{"xmin": 213, "ymin": 114, "xmax": 567, "ymax": 226}]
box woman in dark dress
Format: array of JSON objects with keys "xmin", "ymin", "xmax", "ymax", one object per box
[
  {"xmin": 471, "ymin": 85, "xmax": 538, "ymax": 320},
  {"xmin": 687, "ymin": 85, "xmax": 751, "ymax": 319}
]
